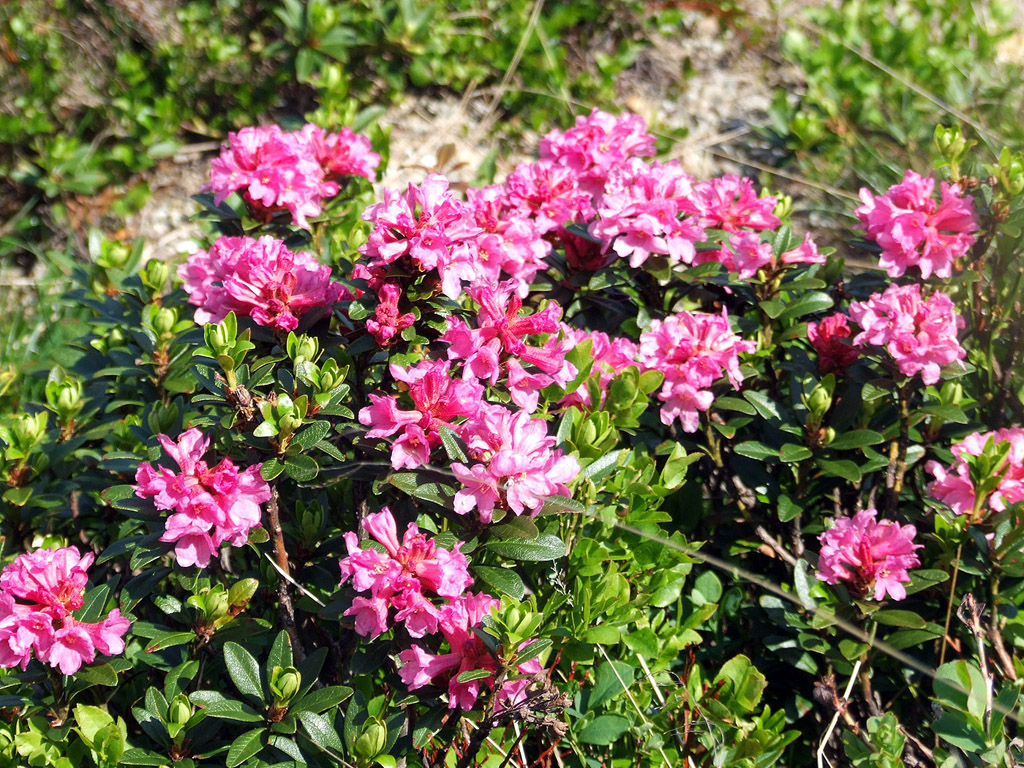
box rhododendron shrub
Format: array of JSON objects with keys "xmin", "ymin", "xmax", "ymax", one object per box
[{"xmin": 3, "ymin": 113, "xmax": 1024, "ymax": 768}]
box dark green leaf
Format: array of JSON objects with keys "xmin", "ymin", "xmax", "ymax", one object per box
[
  {"xmin": 226, "ymin": 728, "xmax": 266, "ymax": 768},
  {"xmin": 486, "ymin": 533, "xmax": 567, "ymax": 561},
  {"xmin": 473, "ymin": 566, "xmax": 526, "ymax": 600},
  {"xmin": 224, "ymin": 642, "xmax": 264, "ymax": 701}
]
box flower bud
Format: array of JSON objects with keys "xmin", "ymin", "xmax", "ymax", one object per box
[
  {"xmin": 148, "ymin": 401, "xmax": 179, "ymax": 436},
  {"xmin": 168, "ymin": 695, "xmax": 192, "ymax": 726},
  {"xmin": 153, "ymin": 307, "xmax": 178, "ymax": 338},
  {"xmin": 934, "ymin": 125, "xmax": 967, "ymax": 162},
  {"xmin": 354, "ymin": 719, "xmax": 388, "ymax": 762},
  {"xmin": 318, "ymin": 359, "xmax": 345, "ymax": 392},
  {"xmin": 46, "ymin": 375, "xmax": 83, "ymax": 423},
  {"xmin": 205, "ymin": 588, "xmax": 229, "ymax": 620},
  {"xmin": 940, "ymin": 381, "xmax": 964, "ymax": 407},
  {"xmin": 279, "ymin": 414, "xmax": 303, "ymax": 437},
  {"xmin": 287, "ymin": 334, "xmax": 320, "ymax": 366},
  {"xmin": 300, "ymin": 503, "xmax": 325, "ymax": 543},
  {"xmin": 773, "ymin": 193, "xmax": 794, "ymax": 221},
  {"xmin": 270, "ymin": 666, "xmax": 302, "ymax": 705},
  {"xmin": 143, "ymin": 260, "xmax": 171, "ymax": 293},
  {"xmin": 806, "ymin": 384, "xmax": 832, "ymax": 422}
]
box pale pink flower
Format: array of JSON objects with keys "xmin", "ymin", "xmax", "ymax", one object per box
[
  {"xmin": 539, "ymin": 108, "xmax": 656, "ymax": 195},
  {"xmin": 503, "ymin": 161, "xmax": 594, "ymax": 234},
  {"xmin": 638, "ymin": 309, "xmax": 755, "ymax": 432},
  {"xmin": 180, "ymin": 236, "xmax": 347, "ymax": 332},
  {"xmin": 0, "ymin": 547, "xmax": 131, "ymax": 675},
  {"xmin": 856, "ymin": 169, "xmax": 976, "ymax": 279},
  {"xmin": 816, "ymin": 509, "xmax": 921, "ymax": 601},
  {"xmin": 339, "ymin": 507, "xmax": 472, "ymax": 639},
  {"xmin": 588, "ymin": 159, "xmax": 705, "ymax": 268},
  {"xmin": 848, "ymin": 284, "xmax": 966, "ymax": 385},
  {"xmin": 688, "ymin": 175, "xmax": 780, "ymax": 233},
  {"xmin": 807, "ymin": 314, "xmax": 860, "ymax": 375},
  {"xmin": 452, "ymin": 404, "xmax": 579, "ymax": 522},
  {"xmin": 926, "ymin": 428, "xmax": 1024, "ymax": 518},
  {"xmin": 133, "ymin": 428, "xmax": 272, "ymax": 568}
]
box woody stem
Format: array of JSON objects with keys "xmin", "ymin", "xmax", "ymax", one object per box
[{"xmin": 267, "ymin": 485, "xmax": 305, "ymax": 662}]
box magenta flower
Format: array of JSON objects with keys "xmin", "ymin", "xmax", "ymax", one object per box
[
  {"xmin": 452, "ymin": 404, "xmax": 579, "ymax": 522},
  {"xmin": 296, "ymin": 123, "xmax": 380, "ymax": 182},
  {"xmin": 180, "ymin": 236, "xmax": 347, "ymax": 332},
  {"xmin": 366, "ymin": 282, "xmax": 416, "ymax": 348},
  {"xmin": 0, "ymin": 547, "xmax": 131, "ymax": 675},
  {"xmin": 133, "ymin": 429, "xmax": 272, "ymax": 568},
  {"xmin": 466, "ymin": 184, "xmax": 551, "ymax": 296},
  {"xmin": 816, "ymin": 509, "xmax": 921, "ymax": 601},
  {"xmin": 848, "ymin": 284, "xmax": 966, "ymax": 385},
  {"xmin": 589, "ymin": 159, "xmax": 705, "ymax": 268},
  {"xmin": 358, "ymin": 359, "xmax": 483, "ymax": 469},
  {"xmin": 398, "ymin": 593, "xmax": 543, "ymax": 711},
  {"xmin": 503, "ymin": 161, "xmax": 594, "ymax": 235},
  {"xmin": 926, "ymin": 428, "xmax": 1024, "ymax": 518},
  {"xmin": 856, "ymin": 169, "xmax": 976, "ymax": 279},
  {"xmin": 539, "ymin": 108, "xmax": 656, "ymax": 195},
  {"xmin": 360, "ymin": 174, "xmax": 481, "ymax": 299},
  {"xmin": 338, "ymin": 507, "xmax": 472, "ymax": 639},
  {"xmin": 807, "ymin": 314, "xmax": 860, "ymax": 375},
  {"xmin": 638, "ymin": 309, "xmax": 755, "ymax": 432},
  {"xmin": 688, "ymin": 174, "xmax": 780, "ymax": 233}
]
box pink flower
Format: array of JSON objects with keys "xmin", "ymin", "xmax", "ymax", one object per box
[
  {"xmin": 697, "ymin": 231, "xmax": 773, "ymax": 279},
  {"xmin": 807, "ymin": 314, "xmax": 860, "ymax": 375},
  {"xmin": 296, "ymin": 124, "xmax": 380, "ymax": 182},
  {"xmin": 366, "ymin": 282, "xmax": 416, "ymax": 348},
  {"xmin": 466, "ymin": 185, "xmax": 551, "ymax": 296},
  {"xmin": 358, "ymin": 359, "xmax": 483, "ymax": 469},
  {"xmin": 133, "ymin": 428, "xmax": 272, "ymax": 568},
  {"xmin": 848, "ymin": 284, "xmax": 966, "ymax": 385},
  {"xmin": 816, "ymin": 509, "xmax": 921, "ymax": 601},
  {"xmin": 856, "ymin": 169, "xmax": 976, "ymax": 279},
  {"xmin": 180, "ymin": 236, "xmax": 347, "ymax": 332},
  {"xmin": 638, "ymin": 309, "xmax": 755, "ymax": 432},
  {"xmin": 339, "ymin": 507, "xmax": 473, "ymax": 639},
  {"xmin": 588, "ymin": 159, "xmax": 705, "ymax": 268},
  {"xmin": 206, "ymin": 124, "xmax": 336, "ymax": 229},
  {"xmin": 539, "ymin": 108, "xmax": 656, "ymax": 195},
  {"xmin": 452, "ymin": 404, "xmax": 579, "ymax": 522},
  {"xmin": 927, "ymin": 428, "xmax": 1024, "ymax": 518},
  {"xmin": 0, "ymin": 547, "xmax": 131, "ymax": 675},
  {"xmin": 559, "ymin": 327, "xmax": 638, "ymax": 409},
  {"xmin": 441, "ymin": 283, "xmax": 573, "ymax": 406},
  {"xmin": 503, "ymin": 161, "xmax": 594, "ymax": 235},
  {"xmin": 688, "ymin": 175, "xmax": 780, "ymax": 233},
  {"xmin": 398, "ymin": 593, "xmax": 541, "ymax": 710},
  {"xmin": 781, "ymin": 234, "xmax": 826, "ymax": 265},
  {"xmin": 360, "ymin": 174, "xmax": 481, "ymax": 299}
]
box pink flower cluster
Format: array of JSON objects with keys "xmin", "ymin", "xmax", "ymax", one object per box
[
  {"xmin": 848, "ymin": 284, "xmax": 966, "ymax": 385},
  {"xmin": 638, "ymin": 309, "xmax": 755, "ymax": 432},
  {"xmin": 453, "ymin": 404, "xmax": 579, "ymax": 523},
  {"xmin": 358, "ymin": 360, "xmax": 483, "ymax": 470},
  {"xmin": 807, "ymin": 314, "xmax": 860, "ymax": 375},
  {"xmin": 466, "ymin": 184, "xmax": 551, "ymax": 297},
  {"xmin": 816, "ymin": 509, "xmax": 921, "ymax": 601},
  {"xmin": 180, "ymin": 235, "xmax": 347, "ymax": 332},
  {"xmin": 927, "ymin": 429, "xmax": 1024, "ymax": 518},
  {"xmin": 441, "ymin": 283, "xmax": 574, "ymax": 412},
  {"xmin": 399, "ymin": 592, "xmax": 542, "ymax": 711},
  {"xmin": 856, "ymin": 169, "xmax": 976, "ymax": 279},
  {"xmin": 338, "ymin": 507, "xmax": 472, "ymax": 639},
  {"xmin": 0, "ymin": 547, "xmax": 130, "ymax": 675},
  {"xmin": 134, "ymin": 429, "xmax": 272, "ymax": 568},
  {"xmin": 559, "ymin": 327, "xmax": 639, "ymax": 409},
  {"xmin": 539, "ymin": 108, "xmax": 656, "ymax": 195},
  {"xmin": 207, "ymin": 123, "xmax": 379, "ymax": 228}
]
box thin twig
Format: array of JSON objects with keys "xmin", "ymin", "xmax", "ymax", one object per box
[
  {"xmin": 938, "ymin": 543, "xmax": 964, "ymax": 669},
  {"xmin": 266, "ymin": 486, "xmax": 306, "ymax": 662},
  {"xmin": 817, "ymin": 660, "xmax": 862, "ymax": 768}
]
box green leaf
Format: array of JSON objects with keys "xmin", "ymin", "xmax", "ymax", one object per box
[
  {"xmin": 74, "ymin": 663, "xmax": 119, "ymax": 688},
  {"xmin": 816, "ymin": 458, "xmax": 862, "ymax": 482},
  {"xmin": 778, "ymin": 291, "xmax": 834, "ymax": 321},
  {"xmin": 473, "ymin": 566, "xmax": 526, "ymax": 600},
  {"xmin": 827, "ymin": 430, "xmax": 883, "ymax": 450},
  {"xmin": 743, "ymin": 391, "xmax": 782, "ymax": 420},
  {"xmin": 291, "ymin": 685, "xmax": 353, "ymax": 714},
  {"xmin": 780, "ymin": 443, "xmax": 813, "ymax": 462},
  {"xmin": 224, "ymin": 642, "xmax": 264, "ymax": 702},
  {"xmin": 623, "ymin": 628, "xmax": 659, "ymax": 658},
  {"xmin": 227, "ymin": 728, "xmax": 266, "ymax": 767},
  {"xmin": 73, "ymin": 704, "xmax": 114, "ymax": 745},
  {"xmin": 588, "ymin": 661, "xmax": 634, "ymax": 710},
  {"xmin": 583, "ymin": 624, "xmax": 620, "ymax": 644},
  {"xmin": 292, "ymin": 421, "xmax": 330, "ymax": 451},
  {"xmin": 121, "ymin": 748, "xmax": 172, "ymax": 766},
  {"xmin": 284, "ymin": 453, "xmax": 319, "ymax": 482},
  {"xmin": 485, "ymin": 533, "xmax": 567, "ymax": 561},
  {"xmin": 299, "ymin": 710, "xmax": 344, "ymax": 753},
  {"xmin": 733, "ymin": 441, "xmax": 780, "ymax": 460},
  {"xmin": 144, "ymin": 631, "xmax": 196, "ymax": 653},
  {"xmin": 872, "ymin": 610, "xmax": 926, "ymax": 629},
  {"xmin": 203, "ymin": 699, "xmax": 264, "ymax": 723},
  {"xmin": 268, "ymin": 630, "xmax": 293, "ymax": 672},
  {"xmin": 261, "ymin": 458, "xmax": 285, "ymax": 481},
  {"xmin": 577, "ymin": 714, "xmax": 631, "ymax": 745},
  {"xmin": 456, "ymin": 668, "xmax": 495, "ymax": 683},
  {"xmin": 438, "ymin": 425, "xmax": 468, "ymax": 463},
  {"xmin": 714, "ymin": 655, "xmax": 767, "ymax": 713}
]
